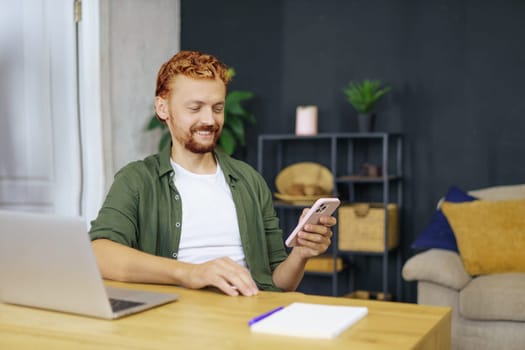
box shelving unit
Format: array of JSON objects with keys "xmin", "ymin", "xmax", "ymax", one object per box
[{"xmin": 257, "ymin": 133, "xmax": 403, "ymax": 298}]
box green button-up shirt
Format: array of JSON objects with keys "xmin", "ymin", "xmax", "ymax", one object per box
[{"xmin": 89, "ymin": 144, "xmax": 288, "ymax": 291}]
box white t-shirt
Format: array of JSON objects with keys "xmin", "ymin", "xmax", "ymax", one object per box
[{"xmin": 171, "ymin": 160, "xmax": 247, "ymax": 267}]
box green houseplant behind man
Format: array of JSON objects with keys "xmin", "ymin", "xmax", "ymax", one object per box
[{"xmin": 89, "ymin": 50, "xmax": 337, "ymax": 296}]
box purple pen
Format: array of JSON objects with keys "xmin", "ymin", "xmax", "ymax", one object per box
[{"xmin": 248, "ymin": 306, "xmax": 284, "ymax": 326}]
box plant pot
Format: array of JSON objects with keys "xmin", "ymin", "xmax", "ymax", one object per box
[{"xmin": 357, "ymin": 113, "xmax": 375, "ymax": 133}]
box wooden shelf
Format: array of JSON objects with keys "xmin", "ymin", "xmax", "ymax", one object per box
[{"xmin": 257, "ymin": 133, "xmax": 403, "ymax": 298}]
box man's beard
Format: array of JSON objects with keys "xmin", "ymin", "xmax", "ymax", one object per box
[{"xmin": 183, "ymin": 123, "xmax": 221, "ymax": 154}]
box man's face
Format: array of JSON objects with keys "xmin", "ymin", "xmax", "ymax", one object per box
[{"xmin": 157, "ymin": 75, "xmax": 226, "ymax": 154}]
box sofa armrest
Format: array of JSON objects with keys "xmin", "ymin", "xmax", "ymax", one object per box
[{"xmin": 402, "ymin": 249, "xmax": 472, "ymax": 291}]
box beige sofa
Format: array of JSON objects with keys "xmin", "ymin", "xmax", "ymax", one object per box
[{"xmin": 403, "ymin": 184, "xmax": 525, "ymax": 350}]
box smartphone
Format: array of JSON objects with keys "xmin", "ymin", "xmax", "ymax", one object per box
[{"xmin": 285, "ymin": 197, "xmax": 341, "ymax": 247}]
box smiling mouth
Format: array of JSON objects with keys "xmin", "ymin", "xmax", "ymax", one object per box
[
  {"xmin": 191, "ymin": 124, "xmax": 219, "ymax": 137},
  {"xmin": 194, "ymin": 130, "xmax": 214, "ymax": 136}
]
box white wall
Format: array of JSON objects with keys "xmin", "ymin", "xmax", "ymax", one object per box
[{"xmin": 100, "ymin": 0, "xmax": 180, "ymax": 189}]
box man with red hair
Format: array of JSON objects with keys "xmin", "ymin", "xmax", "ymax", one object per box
[{"xmin": 89, "ymin": 51, "xmax": 336, "ymax": 296}]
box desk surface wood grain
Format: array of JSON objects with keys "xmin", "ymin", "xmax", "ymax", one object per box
[{"xmin": 0, "ymin": 281, "xmax": 451, "ymax": 350}]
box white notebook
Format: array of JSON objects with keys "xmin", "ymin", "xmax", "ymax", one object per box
[{"xmin": 249, "ymin": 302, "xmax": 368, "ymax": 339}]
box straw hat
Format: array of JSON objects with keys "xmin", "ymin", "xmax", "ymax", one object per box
[{"xmin": 275, "ymin": 162, "xmax": 334, "ymax": 197}]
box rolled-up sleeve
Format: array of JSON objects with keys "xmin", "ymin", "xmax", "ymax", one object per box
[{"xmin": 89, "ymin": 165, "xmax": 140, "ymax": 248}]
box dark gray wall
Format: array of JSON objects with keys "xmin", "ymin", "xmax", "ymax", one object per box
[{"xmin": 181, "ymin": 0, "xmax": 525, "ymax": 301}]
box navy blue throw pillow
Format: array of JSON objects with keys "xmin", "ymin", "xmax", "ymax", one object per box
[{"xmin": 411, "ymin": 186, "xmax": 477, "ymax": 252}]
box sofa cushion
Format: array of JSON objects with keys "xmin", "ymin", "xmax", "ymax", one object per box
[
  {"xmin": 411, "ymin": 185, "xmax": 477, "ymax": 252},
  {"xmin": 469, "ymin": 184, "xmax": 525, "ymax": 201},
  {"xmin": 459, "ymin": 273, "xmax": 525, "ymax": 321},
  {"xmin": 442, "ymin": 199, "xmax": 525, "ymax": 275},
  {"xmin": 402, "ymin": 249, "xmax": 472, "ymax": 290}
]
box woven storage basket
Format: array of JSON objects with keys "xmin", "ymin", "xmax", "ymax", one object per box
[
  {"xmin": 338, "ymin": 203, "xmax": 399, "ymax": 252},
  {"xmin": 304, "ymin": 256, "xmax": 344, "ymax": 273}
]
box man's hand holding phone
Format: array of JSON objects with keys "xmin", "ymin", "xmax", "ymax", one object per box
[
  {"xmin": 285, "ymin": 198, "xmax": 340, "ymax": 255},
  {"xmin": 270, "ymin": 197, "xmax": 339, "ymax": 291}
]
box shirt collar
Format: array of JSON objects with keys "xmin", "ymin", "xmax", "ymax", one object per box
[
  {"xmin": 214, "ymin": 148, "xmax": 240, "ymax": 184},
  {"xmin": 157, "ymin": 142, "xmax": 240, "ymax": 184},
  {"xmin": 158, "ymin": 142, "xmax": 174, "ymax": 178}
]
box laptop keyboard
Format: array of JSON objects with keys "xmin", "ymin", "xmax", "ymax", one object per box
[{"xmin": 109, "ymin": 298, "xmax": 145, "ymax": 313}]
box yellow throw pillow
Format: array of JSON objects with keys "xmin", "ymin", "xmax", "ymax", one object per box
[{"xmin": 441, "ymin": 199, "xmax": 525, "ymax": 275}]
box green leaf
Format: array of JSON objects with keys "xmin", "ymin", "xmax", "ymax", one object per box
[
  {"xmin": 227, "ymin": 90, "xmax": 254, "ymax": 102},
  {"xmin": 227, "ymin": 116, "xmax": 246, "ymax": 146},
  {"xmin": 146, "ymin": 115, "xmax": 165, "ymax": 130},
  {"xmin": 159, "ymin": 130, "xmax": 171, "ymax": 150},
  {"xmin": 218, "ymin": 128, "xmax": 236, "ymax": 155},
  {"xmin": 222, "ymin": 87, "xmax": 255, "ymax": 154},
  {"xmin": 226, "ymin": 67, "xmax": 236, "ymax": 79},
  {"xmin": 243, "ymin": 112, "xmax": 256, "ymax": 124},
  {"xmin": 225, "ymin": 90, "xmax": 254, "ymax": 116}
]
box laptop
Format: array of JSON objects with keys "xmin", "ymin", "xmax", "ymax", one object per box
[{"xmin": 0, "ymin": 210, "xmax": 178, "ymax": 319}]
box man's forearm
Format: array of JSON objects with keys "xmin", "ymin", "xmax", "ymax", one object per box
[
  {"xmin": 272, "ymin": 249, "xmax": 307, "ymax": 291},
  {"xmin": 91, "ymin": 239, "xmax": 189, "ymax": 285}
]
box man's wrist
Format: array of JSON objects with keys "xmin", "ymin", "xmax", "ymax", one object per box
[
  {"xmin": 168, "ymin": 259, "xmax": 191, "ymax": 287},
  {"xmin": 289, "ymin": 248, "xmax": 309, "ymax": 266}
]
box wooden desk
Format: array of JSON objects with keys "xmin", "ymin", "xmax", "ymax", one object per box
[{"xmin": 0, "ymin": 281, "xmax": 450, "ymax": 350}]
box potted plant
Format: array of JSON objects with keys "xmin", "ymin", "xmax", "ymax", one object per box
[
  {"xmin": 342, "ymin": 79, "xmax": 391, "ymax": 132},
  {"xmin": 146, "ymin": 68, "xmax": 255, "ymax": 155}
]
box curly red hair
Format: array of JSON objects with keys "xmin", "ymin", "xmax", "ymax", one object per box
[{"xmin": 155, "ymin": 50, "xmax": 231, "ymax": 98}]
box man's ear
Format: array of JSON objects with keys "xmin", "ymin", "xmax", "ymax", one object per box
[{"xmin": 155, "ymin": 96, "xmax": 169, "ymax": 121}]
